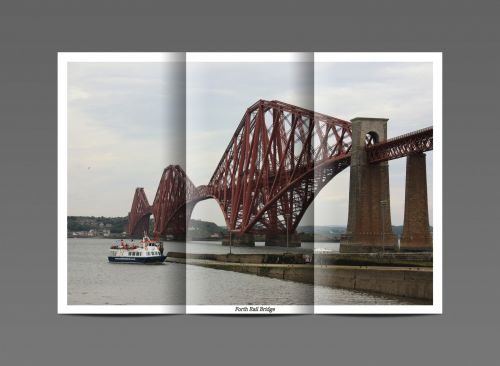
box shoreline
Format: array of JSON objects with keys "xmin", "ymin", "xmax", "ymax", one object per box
[{"xmin": 167, "ymin": 252, "xmax": 433, "ymax": 303}]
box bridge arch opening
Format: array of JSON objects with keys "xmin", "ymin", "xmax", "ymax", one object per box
[
  {"xmin": 307, "ymin": 167, "xmax": 350, "ymax": 228},
  {"xmin": 365, "ymin": 131, "xmax": 379, "ymax": 145},
  {"xmin": 188, "ymin": 198, "xmax": 227, "ymax": 241}
]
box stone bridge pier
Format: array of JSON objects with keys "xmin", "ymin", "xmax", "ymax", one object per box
[
  {"xmin": 400, "ymin": 152, "xmax": 432, "ymax": 251},
  {"xmin": 222, "ymin": 232, "xmax": 255, "ymax": 247},
  {"xmin": 340, "ymin": 117, "xmax": 433, "ymax": 253},
  {"xmin": 264, "ymin": 232, "xmax": 301, "ymax": 247},
  {"xmin": 340, "ymin": 117, "xmax": 397, "ymax": 253},
  {"xmin": 263, "ymin": 207, "xmax": 301, "ymax": 247}
]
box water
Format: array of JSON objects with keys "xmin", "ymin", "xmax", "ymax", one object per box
[
  {"xmin": 68, "ymin": 238, "xmax": 420, "ymax": 306},
  {"xmin": 67, "ymin": 238, "xmax": 185, "ymax": 305}
]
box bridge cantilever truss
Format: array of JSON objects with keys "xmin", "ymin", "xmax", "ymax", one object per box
[
  {"xmin": 151, "ymin": 165, "xmax": 206, "ymax": 238},
  {"xmin": 206, "ymin": 100, "xmax": 353, "ymax": 234},
  {"xmin": 127, "ymin": 100, "xmax": 433, "ymax": 238},
  {"xmin": 366, "ymin": 127, "xmax": 433, "ymax": 163},
  {"xmin": 127, "ymin": 188, "xmax": 152, "ymax": 237}
]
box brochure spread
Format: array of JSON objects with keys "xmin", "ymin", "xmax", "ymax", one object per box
[{"xmin": 58, "ymin": 52, "xmax": 442, "ymax": 314}]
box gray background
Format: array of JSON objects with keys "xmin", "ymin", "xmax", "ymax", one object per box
[{"xmin": 0, "ymin": 1, "xmax": 498, "ymax": 365}]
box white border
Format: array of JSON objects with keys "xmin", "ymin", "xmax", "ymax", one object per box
[
  {"xmin": 187, "ymin": 52, "xmax": 312, "ymax": 63},
  {"xmin": 58, "ymin": 52, "xmax": 442, "ymax": 315}
]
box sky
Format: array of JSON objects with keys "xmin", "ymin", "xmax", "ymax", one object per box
[
  {"xmin": 67, "ymin": 61, "xmax": 185, "ymax": 217},
  {"xmin": 68, "ymin": 56, "xmax": 434, "ymax": 227}
]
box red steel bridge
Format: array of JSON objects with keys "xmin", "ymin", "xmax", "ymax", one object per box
[{"xmin": 127, "ymin": 100, "xmax": 433, "ymax": 251}]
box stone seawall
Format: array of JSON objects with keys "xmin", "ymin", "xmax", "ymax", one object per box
[
  {"xmin": 314, "ymin": 266, "xmax": 432, "ymax": 301},
  {"xmin": 166, "ymin": 252, "xmax": 433, "ymax": 301},
  {"xmin": 167, "ymin": 252, "xmax": 309, "ymax": 264},
  {"xmin": 168, "ymin": 251, "xmax": 432, "ymax": 267},
  {"xmin": 315, "ymin": 252, "xmax": 433, "ymax": 267}
]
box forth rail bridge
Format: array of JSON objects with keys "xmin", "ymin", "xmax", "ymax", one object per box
[{"xmin": 127, "ymin": 99, "xmax": 433, "ymax": 254}]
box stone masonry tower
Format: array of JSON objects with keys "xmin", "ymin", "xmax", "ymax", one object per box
[
  {"xmin": 340, "ymin": 117, "xmax": 397, "ymax": 253},
  {"xmin": 400, "ymin": 152, "xmax": 433, "ymax": 251}
]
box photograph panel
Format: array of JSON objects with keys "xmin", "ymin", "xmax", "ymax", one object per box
[
  {"xmin": 184, "ymin": 53, "xmax": 315, "ymax": 313},
  {"xmin": 59, "ymin": 53, "xmax": 186, "ymax": 313},
  {"xmin": 313, "ymin": 53, "xmax": 441, "ymax": 313}
]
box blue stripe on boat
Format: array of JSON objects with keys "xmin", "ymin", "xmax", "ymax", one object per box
[{"xmin": 108, "ymin": 255, "xmax": 166, "ymax": 264}]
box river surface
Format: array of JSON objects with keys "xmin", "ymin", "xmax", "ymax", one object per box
[{"xmin": 67, "ymin": 238, "xmax": 421, "ymax": 306}]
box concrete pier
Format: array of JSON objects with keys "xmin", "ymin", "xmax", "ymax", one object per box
[
  {"xmin": 221, "ymin": 232, "xmax": 255, "ymax": 247},
  {"xmin": 340, "ymin": 117, "xmax": 397, "ymax": 253},
  {"xmin": 400, "ymin": 152, "xmax": 433, "ymax": 251},
  {"xmin": 264, "ymin": 232, "xmax": 301, "ymax": 247}
]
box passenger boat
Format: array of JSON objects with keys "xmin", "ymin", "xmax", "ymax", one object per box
[{"xmin": 108, "ymin": 235, "xmax": 166, "ymax": 264}]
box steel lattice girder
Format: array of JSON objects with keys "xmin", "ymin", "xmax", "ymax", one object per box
[
  {"xmin": 366, "ymin": 127, "xmax": 433, "ymax": 163},
  {"xmin": 127, "ymin": 188, "xmax": 152, "ymax": 236},
  {"xmin": 151, "ymin": 165, "xmax": 200, "ymax": 237},
  {"xmin": 127, "ymin": 100, "xmax": 434, "ymax": 237},
  {"xmin": 206, "ymin": 100, "xmax": 353, "ymax": 234}
]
